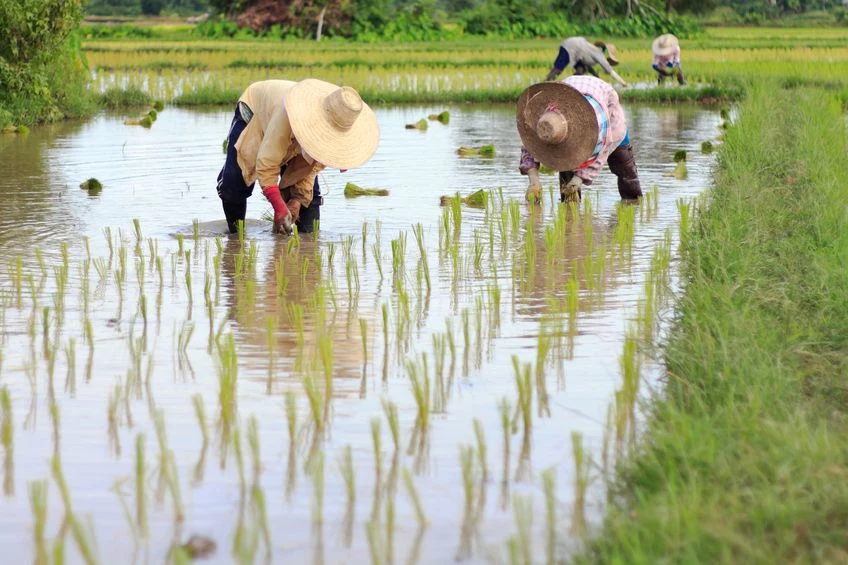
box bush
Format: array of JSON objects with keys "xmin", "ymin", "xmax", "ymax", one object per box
[{"xmin": 0, "ymin": 0, "xmax": 93, "ymax": 125}]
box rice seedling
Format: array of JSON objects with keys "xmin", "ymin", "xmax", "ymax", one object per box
[
  {"xmin": 405, "ymin": 118, "xmax": 428, "ymax": 130},
  {"xmin": 344, "ymin": 182, "xmax": 389, "ymax": 197},
  {"xmin": 456, "ymin": 444, "xmax": 477, "ymax": 561},
  {"xmin": 402, "ymin": 467, "xmax": 427, "ymax": 528},
  {"xmin": 51, "ymin": 451, "xmax": 99, "ymax": 565},
  {"xmin": 251, "ymin": 484, "xmax": 272, "ymax": 558},
  {"xmin": 428, "ymin": 110, "xmax": 450, "ymax": 124},
  {"xmin": 456, "ymin": 144, "xmax": 495, "ymax": 157},
  {"xmin": 370, "ymin": 417, "xmax": 384, "ymax": 519},
  {"xmin": 438, "ymin": 189, "xmax": 488, "ymax": 208},
  {"xmin": 1, "ymin": 387, "xmax": 13, "ymax": 496},
  {"xmin": 153, "ymin": 410, "xmax": 184, "ymax": 522}
]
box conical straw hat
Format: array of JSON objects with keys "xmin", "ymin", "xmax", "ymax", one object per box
[
  {"xmin": 516, "ymin": 81, "xmax": 599, "ymax": 172},
  {"xmin": 652, "ymin": 34, "xmax": 680, "ymax": 57},
  {"xmin": 285, "ymin": 79, "xmax": 380, "ymax": 169}
]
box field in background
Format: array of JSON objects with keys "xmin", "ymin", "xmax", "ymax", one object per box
[{"xmin": 83, "ymin": 27, "xmax": 848, "ymax": 105}]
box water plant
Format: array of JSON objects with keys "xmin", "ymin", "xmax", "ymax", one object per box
[
  {"xmin": 343, "ymin": 182, "xmax": 389, "ymax": 197},
  {"xmin": 456, "ymin": 144, "xmax": 495, "ymax": 157}
]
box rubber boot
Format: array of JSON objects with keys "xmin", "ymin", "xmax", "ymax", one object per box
[{"xmin": 606, "ymin": 143, "xmax": 642, "ymax": 200}]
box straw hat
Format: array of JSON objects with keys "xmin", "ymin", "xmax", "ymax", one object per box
[
  {"xmin": 594, "ymin": 41, "xmax": 620, "ymax": 66},
  {"xmin": 515, "ymin": 81, "xmax": 599, "ymax": 172},
  {"xmin": 652, "ymin": 34, "xmax": 679, "ymax": 57},
  {"xmin": 285, "ymin": 79, "xmax": 380, "ymax": 170}
]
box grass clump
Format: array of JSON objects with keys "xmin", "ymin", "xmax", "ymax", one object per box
[
  {"xmin": 701, "ymin": 140, "xmax": 714, "ymax": 154},
  {"xmin": 427, "ymin": 111, "xmax": 450, "ymax": 124},
  {"xmin": 79, "ymin": 178, "xmax": 103, "ymax": 195},
  {"xmin": 457, "ymin": 144, "xmax": 495, "ymax": 157},
  {"xmin": 344, "ymin": 182, "xmax": 390, "ymax": 198},
  {"xmin": 577, "ymin": 84, "xmax": 848, "ymax": 563},
  {"xmin": 439, "ymin": 189, "xmax": 487, "ymax": 208},
  {"xmin": 405, "ymin": 118, "xmax": 428, "ymax": 131},
  {"xmin": 99, "ymin": 87, "xmax": 152, "ymax": 108}
]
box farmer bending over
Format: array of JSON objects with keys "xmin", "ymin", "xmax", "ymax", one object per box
[
  {"xmin": 546, "ymin": 37, "xmax": 628, "ymax": 88},
  {"xmin": 652, "ymin": 34, "xmax": 686, "ymax": 86},
  {"xmin": 519, "ymin": 75, "xmax": 642, "ymax": 204},
  {"xmin": 217, "ymin": 79, "xmax": 379, "ymax": 234}
]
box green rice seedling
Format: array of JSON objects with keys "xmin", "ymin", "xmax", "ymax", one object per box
[
  {"xmin": 512, "ymin": 356, "xmax": 533, "ymax": 472},
  {"xmin": 132, "ymin": 219, "xmax": 142, "ymax": 244},
  {"xmin": 246, "ymin": 416, "xmax": 261, "ymax": 484},
  {"xmin": 79, "ymin": 178, "xmax": 103, "ymax": 195},
  {"xmin": 570, "ymin": 431, "xmax": 590, "ymax": 536},
  {"xmin": 462, "ymin": 308, "xmax": 470, "ymax": 376},
  {"xmin": 428, "ymin": 110, "xmax": 450, "ymax": 124},
  {"xmin": 408, "ymin": 358, "xmax": 431, "ymax": 438},
  {"xmin": 366, "ymin": 519, "xmax": 384, "ymax": 565},
  {"xmin": 701, "ymin": 140, "xmax": 714, "ymax": 154},
  {"xmin": 456, "ymin": 144, "xmax": 495, "ymax": 157},
  {"xmin": 438, "ymin": 189, "xmax": 488, "ymax": 208},
  {"xmin": 216, "ymin": 334, "xmax": 238, "ymax": 432},
  {"xmin": 382, "ymin": 400, "xmax": 400, "ymax": 453},
  {"xmin": 318, "ymin": 333, "xmax": 334, "ymax": 425},
  {"xmin": 30, "ymin": 480, "xmax": 49, "ymax": 565},
  {"xmin": 371, "ymin": 242, "xmax": 384, "ymax": 280},
  {"xmin": 303, "ymin": 375, "xmax": 325, "ymax": 437},
  {"xmin": 384, "ymin": 492, "xmax": 396, "ymax": 565},
  {"xmin": 232, "ymin": 425, "xmax": 247, "ymax": 492},
  {"xmin": 677, "ymin": 197, "xmax": 692, "ymax": 248},
  {"xmin": 344, "ymin": 182, "xmax": 389, "ymax": 197},
  {"xmin": 405, "ymin": 118, "xmax": 428, "ymax": 130},
  {"xmin": 473, "ymin": 418, "xmax": 488, "ymax": 484},
  {"xmin": 450, "ymin": 196, "xmax": 462, "ymax": 234},
  {"xmin": 359, "ymin": 318, "xmax": 368, "ymax": 367},
  {"xmin": 107, "ymin": 382, "xmax": 122, "ymax": 456}
]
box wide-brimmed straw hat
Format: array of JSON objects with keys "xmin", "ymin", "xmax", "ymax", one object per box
[
  {"xmin": 516, "ymin": 81, "xmax": 599, "ymax": 172},
  {"xmin": 285, "ymin": 79, "xmax": 380, "ymax": 170},
  {"xmin": 652, "ymin": 34, "xmax": 679, "ymax": 57}
]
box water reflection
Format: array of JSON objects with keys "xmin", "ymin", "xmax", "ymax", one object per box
[{"xmin": 0, "ymin": 103, "xmax": 720, "ymax": 564}]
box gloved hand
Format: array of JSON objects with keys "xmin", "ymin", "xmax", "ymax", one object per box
[
  {"xmin": 525, "ymin": 168, "xmax": 542, "ymax": 204},
  {"xmin": 560, "ymin": 175, "xmax": 583, "ymax": 203},
  {"xmin": 262, "ymin": 185, "xmax": 294, "ymax": 235}
]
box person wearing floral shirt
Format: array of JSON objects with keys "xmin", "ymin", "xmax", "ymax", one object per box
[
  {"xmin": 518, "ymin": 75, "xmax": 642, "ymax": 203},
  {"xmin": 652, "ymin": 34, "xmax": 686, "ymax": 86}
]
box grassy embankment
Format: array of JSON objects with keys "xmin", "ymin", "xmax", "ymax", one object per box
[
  {"xmin": 577, "ymin": 83, "xmax": 848, "ymax": 563},
  {"xmin": 81, "ymin": 27, "xmax": 848, "ymax": 108}
]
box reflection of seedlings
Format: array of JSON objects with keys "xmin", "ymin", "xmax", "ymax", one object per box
[
  {"xmin": 402, "ymin": 467, "xmax": 427, "ymax": 527},
  {"xmin": 29, "ymin": 480, "xmax": 49, "ymax": 565},
  {"xmin": 338, "ymin": 445, "xmax": 356, "ymax": 546},
  {"xmin": 499, "ymin": 398, "xmax": 511, "ymax": 501},
  {"xmin": 153, "ymin": 410, "xmax": 184, "ymax": 522},
  {"xmin": 107, "ymin": 382, "xmax": 122, "ymax": 457},
  {"xmin": 359, "ymin": 318, "xmax": 368, "ymax": 366},
  {"xmin": 192, "ymin": 394, "xmax": 209, "ymax": 484},
  {"xmin": 135, "ymin": 434, "xmax": 148, "ymax": 538},
  {"xmin": 456, "ymin": 444, "xmax": 477, "ymax": 561},
  {"xmin": 370, "ymin": 418, "xmax": 383, "ymax": 519},
  {"xmin": 1, "ymin": 387, "xmax": 13, "ymax": 496},
  {"xmin": 457, "ymin": 144, "xmax": 495, "ymax": 157},
  {"xmin": 570, "ymin": 431, "xmax": 591, "ymax": 536},
  {"xmin": 473, "ymin": 418, "xmax": 488, "ymax": 483},
  {"xmin": 542, "ymin": 467, "xmax": 556, "ymax": 564},
  {"xmin": 252, "ymin": 483, "xmax": 272, "ymax": 558},
  {"xmin": 52, "ymin": 451, "xmax": 99, "ymax": 565},
  {"xmin": 510, "ymin": 494, "xmax": 533, "ymax": 565},
  {"xmin": 343, "ymin": 182, "xmax": 389, "ymax": 198}
]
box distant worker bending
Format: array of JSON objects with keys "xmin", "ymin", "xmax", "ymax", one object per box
[
  {"xmin": 546, "ymin": 37, "xmax": 628, "ymax": 87},
  {"xmin": 652, "ymin": 34, "xmax": 687, "ymax": 86}
]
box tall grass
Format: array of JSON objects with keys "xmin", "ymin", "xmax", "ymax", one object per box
[{"xmin": 577, "ymin": 84, "xmax": 848, "ymax": 563}]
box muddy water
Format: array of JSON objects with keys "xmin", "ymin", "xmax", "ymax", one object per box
[{"xmin": 0, "ymin": 103, "xmax": 719, "ymax": 564}]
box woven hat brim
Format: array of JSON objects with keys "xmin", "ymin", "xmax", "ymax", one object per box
[
  {"xmin": 515, "ymin": 82, "xmax": 599, "ymax": 172},
  {"xmin": 652, "ymin": 35, "xmax": 679, "ymax": 57},
  {"xmin": 285, "ymin": 79, "xmax": 380, "ymax": 170}
]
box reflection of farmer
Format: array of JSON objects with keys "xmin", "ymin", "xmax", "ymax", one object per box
[
  {"xmin": 216, "ymin": 79, "xmax": 380, "ymax": 235},
  {"xmin": 546, "ymin": 37, "xmax": 628, "ymax": 87},
  {"xmin": 518, "ymin": 76, "xmax": 642, "ymax": 203},
  {"xmin": 652, "ymin": 34, "xmax": 686, "ymax": 86}
]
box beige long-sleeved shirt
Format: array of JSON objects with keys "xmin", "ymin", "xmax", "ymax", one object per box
[{"xmin": 234, "ymin": 80, "xmax": 324, "ymax": 208}]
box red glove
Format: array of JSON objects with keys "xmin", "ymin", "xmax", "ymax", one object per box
[{"xmin": 262, "ymin": 185, "xmax": 293, "ymax": 235}]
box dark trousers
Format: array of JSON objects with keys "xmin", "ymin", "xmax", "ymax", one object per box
[
  {"xmin": 558, "ymin": 142, "xmax": 642, "ymax": 201},
  {"xmin": 216, "ymin": 107, "xmax": 321, "ymax": 234}
]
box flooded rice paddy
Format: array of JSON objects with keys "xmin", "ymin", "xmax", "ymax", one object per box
[{"xmin": 0, "ymin": 103, "xmax": 719, "ymax": 563}]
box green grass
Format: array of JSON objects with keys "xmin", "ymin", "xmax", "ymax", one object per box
[{"xmin": 577, "ymin": 83, "xmax": 848, "ymax": 563}]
